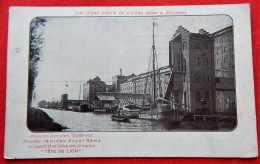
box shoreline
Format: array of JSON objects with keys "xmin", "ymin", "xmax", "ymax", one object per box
[{"xmin": 27, "ymin": 107, "xmax": 67, "ymax": 132}]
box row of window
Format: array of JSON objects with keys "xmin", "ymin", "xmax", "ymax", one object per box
[
  {"xmin": 215, "ymin": 46, "xmax": 233, "ymax": 54},
  {"xmin": 182, "ymin": 41, "xmax": 211, "ymax": 50},
  {"xmin": 217, "ymin": 98, "xmax": 235, "ymax": 104},
  {"xmin": 215, "ymin": 35, "xmax": 233, "ymax": 43},
  {"xmin": 216, "ymin": 55, "xmax": 234, "ymax": 66},
  {"xmin": 194, "ymin": 57, "xmax": 208, "ymax": 66},
  {"xmin": 121, "ymin": 82, "xmax": 168, "ymax": 94},
  {"xmin": 195, "ymin": 74, "xmax": 210, "ymax": 83}
]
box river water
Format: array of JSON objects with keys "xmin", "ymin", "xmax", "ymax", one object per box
[{"xmin": 40, "ymin": 108, "xmax": 234, "ymax": 132}]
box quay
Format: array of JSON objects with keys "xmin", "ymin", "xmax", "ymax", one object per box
[{"xmin": 193, "ymin": 114, "xmax": 236, "ymax": 123}]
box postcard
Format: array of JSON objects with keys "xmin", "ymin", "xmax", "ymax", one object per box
[{"xmin": 4, "ymin": 4, "xmax": 258, "ymax": 158}]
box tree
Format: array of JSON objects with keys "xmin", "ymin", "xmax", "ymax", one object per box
[
  {"xmin": 28, "ymin": 17, "xmax": 47, "ymax": 106},
  {"xmin": 38, "ymin": 100, "xmax": 47, "ymax": 108}
]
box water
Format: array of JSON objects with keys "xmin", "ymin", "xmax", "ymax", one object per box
[{"xmin": 40, "ymin": 108, "xmax": 234, "ymax": 131}]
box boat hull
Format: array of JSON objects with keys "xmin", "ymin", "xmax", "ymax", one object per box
[
  {"xmin": 139, "ymin": 105, "xmax": 186, "ymax": 122},
  {"xmin": 93, "ymin": 109, "xmax": 106, "ymax": 114},
  {"xmin": 122, "ymin": 110, "xmax": 140, "ymax": 119},
  {"xmin": 111, "ymin": 115, "xmax": 130, "ymax": 122}
]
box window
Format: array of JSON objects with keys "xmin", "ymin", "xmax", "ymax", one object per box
[
  {"xmin": 196, "ymin": 92, "xmax": 200, "ymax": 102},
  {"xmin": 216, "ymin": 49, "xmax": 219, "ymax": 54},
  {"xmin": 217, "ymin": 59, "xmax": 220, "ymax": 65},
  {"xmin": 194, "ymin": 57, "xmax": 200, "ymax": 66},
  {"xmin": 183, "ymin": 58, "xmax": 186, "ymax": 71},
  {"xmin": 184, "ymin": 92, "xmax": 187, "ymax": 107},
  {"xmin": 195, "ymin": 42, "xmax": 200, "ymax": 49},
  {"xmin": 183, "ymin": 75, "xmax": 186, "ymax": 82},
  {"xmin": 205, "ymin": 92, "xmax": 209, "ymax": 100},
  {"xmin": 183, "ymin": 42, "xmax": 187, "ymax": 50},
  {"xmin": 204, "ymin": 58, "xmax": 208, "ymax": 66},
  {"xmin": 178, "ymin": 54, "xmax": 181, "ymax": 71},
  {"xmin": 195, "ymin": 74, "xmax": 200, "ymax": 82},
  {"xmin": 204, "ymin": 74, "xmax": 209, "ymax": 83},
  {"xmin": 224, "ymin": 57, "xmax": 227, "ymax": 63},
  {"xmin": 224, "ymin": 47, "xmax": 227, "ymax": 53}
]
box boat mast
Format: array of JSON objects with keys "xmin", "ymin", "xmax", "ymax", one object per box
[
  {"xmin": 152, "ymin": 20, "xmax": 156, "ymax": 106},
  {"xmin": 79, "ymin": 84, "xmax": 81, "ymax": 101},
  {"xmin": 151, "ymin": 20, "xmax": 157, "ymax": 119}
]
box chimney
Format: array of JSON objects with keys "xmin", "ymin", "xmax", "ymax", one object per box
[{"xmin": 120, "ymin": 69, "xmax": 122, "ymax": 76}]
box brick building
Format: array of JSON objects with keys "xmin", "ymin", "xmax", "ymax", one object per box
[
  {"xmin": 169, "ymin": 26, "xmax": 215, "ymax": 113},
  {"xmin": 169, "ymin": 25, "xmax": 235, "ymax": 114},
  {"xmin": 120, "ymin": 66, "xmax": 171, "ymax": 106},
  {"xmin": 82, "ymin": 76, "xmax": 106, "ymax": 108},
  {"xmin": 105, "ymin": 84, "xmax": 116, "ymax": 92},
  {"xmin": 118, "ymin": 25, "xmax": 235, "ymax": 114},
  {"xmin": 112, "ymin": 69, "xmax": 126, "ymax": 92},
  {"xmin": 212, "ymin": 26, "xmax": 236, "ymax": 114}
]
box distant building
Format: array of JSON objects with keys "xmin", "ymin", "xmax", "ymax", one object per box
[
  {"xmin": 120, "ymin": 66, "xmax": 171, "ymax": 105},
  {"xmin": 82, "ymin": 76, "xmax": 106, "ymax": 108},
  {"xmin": 112, "ymin": 69, "xmax": 126, "ymax": 92},
  {"xmin": 105, "ymin": 84, "xmax": 116, "ymax": 92},
  {"xmin": 96, "ymin": 92, "xmax": 151, "ymax": 107},
  {"xmin": 60, "ymin": 94, "xmax": 87, "ymax": 109}
]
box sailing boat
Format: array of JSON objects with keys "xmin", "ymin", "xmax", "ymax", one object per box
[{"xmin": 139, "ymin": 20, "xmax": 187, "ymax": 122}]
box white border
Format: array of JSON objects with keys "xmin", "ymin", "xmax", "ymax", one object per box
[{"xmin": 4, "ymin": 4, "xmax": 258, "ymax": 158}]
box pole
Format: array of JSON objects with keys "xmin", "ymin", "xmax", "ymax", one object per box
[
  {"xmin": 152, "ymin": 21, "xmax": 156, "ymax": 119},
  {"xmin": 79, "ymin": 84, "xmax": 81, "ymax": 101}
]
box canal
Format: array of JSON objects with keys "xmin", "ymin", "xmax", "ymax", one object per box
[{"xmin": 40, "ymin": 108, "xmax": 234, "ymax": 131}]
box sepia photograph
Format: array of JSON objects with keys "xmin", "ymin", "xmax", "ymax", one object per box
[
  {"xmin": 27, "ymin": 15, "xmax": 236, "ymax": 132},
  {"xmin": 4, "ymin": 5, "xmax": 258, "ymax": 159}
]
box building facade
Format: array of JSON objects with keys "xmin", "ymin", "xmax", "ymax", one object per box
[
  {"xmin": 96, "ymin": 92, "xmax": 151, "ymax": 107},
  {"xmin": 82, "ymin": 76, "xmax": 106, "ymax": 108},
  {"xmin": 168, "ymin": 25, "xmax": 235, "ymax": 114},
  {"xmin": 112, "ymin": 69, "xmax": 126, "ymax": 92},
  {"xmin": 105, "ymin": 84, "xmax": 116, "ymax": 92},
  {"xmin": 212, "ymin": 26, "xmax": 236, "ymax": 114},
  {"xmin": 169, "ymin": 26, "xmax": 215, "ymax": 113},
  {"xmin": 60, "ymin": 94, "xmax": 88, "ymax": 109},
  {"xmin": 118, "ymin": 25, "xmax": 235, "ymax": 114},
  {"xmin": 120, "ymin": 66, "xmax": 171, "ymax": 106}
]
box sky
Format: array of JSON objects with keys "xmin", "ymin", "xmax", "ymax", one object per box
[{"xmin": 32, "ymin": 15, "xmax": 232, "ymax": 105}]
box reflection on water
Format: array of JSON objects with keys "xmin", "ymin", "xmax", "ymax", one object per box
[{"xmin": 40, "ymin": 108, "xmax": 234, "ymax": 131}]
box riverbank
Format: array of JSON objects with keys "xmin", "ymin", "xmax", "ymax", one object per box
[
  {"xmin": 40, "ymin": 108, "xmax": 236, "ymax": 131},
  {"xmin": 27, "ymin": 107, "xmax": 67, "ymax": 132}
]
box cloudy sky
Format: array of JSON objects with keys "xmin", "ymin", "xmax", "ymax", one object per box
[{"xmin": 32, "ymin": 15, "xmax": 232, "ymax": 105}]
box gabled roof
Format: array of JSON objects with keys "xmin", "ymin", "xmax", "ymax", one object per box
[{"xmin": 96, "ymin": 95, "xmax": 116, "ymax": 101}]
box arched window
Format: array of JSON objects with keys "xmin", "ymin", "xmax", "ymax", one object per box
[
  {"xmin": 183, "ymin": 58, "xmax": 186, "ymax": 71},
  {"xmin": 224, "ymin": 47, "xmax": 227, "ymax": 53},
  {"xmin": 183, "ymin": 42, "xmax": 187, "ymax": 50},
  {"xmin": 216, "ymin": 49, "xmax": 219, "ymax": 54},
  {"xmin": 195, "ymin": 42, "xmax": 200, "ymax": 49}
]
